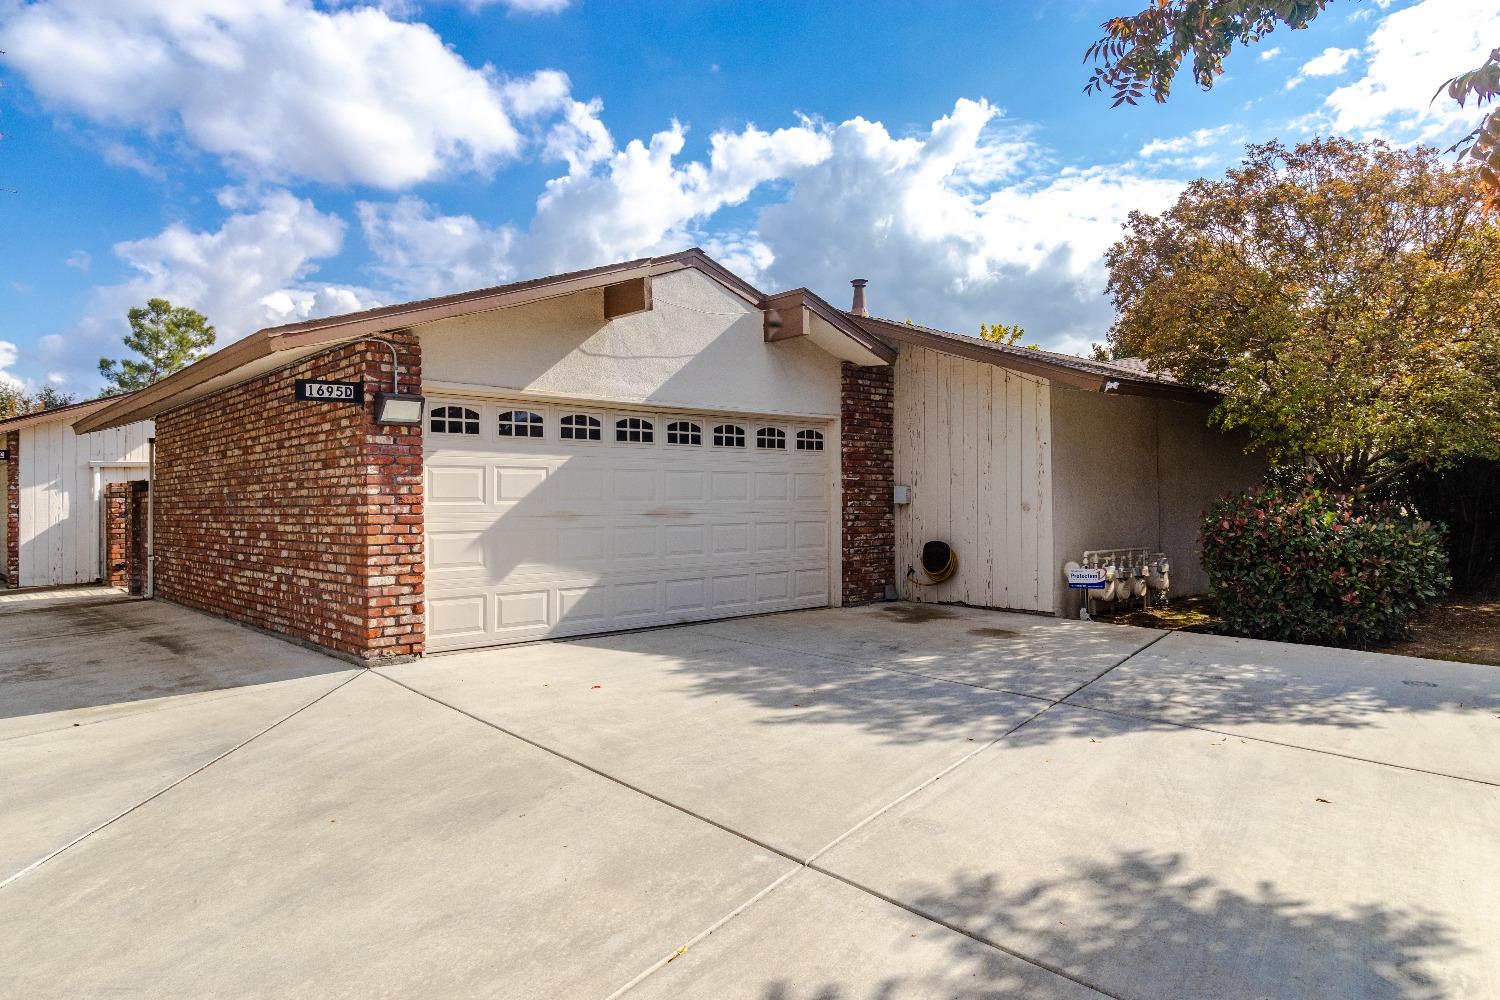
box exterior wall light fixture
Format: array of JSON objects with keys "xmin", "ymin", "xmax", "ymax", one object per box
[{"xmin": 366, "ymin": 337, "xmax": 426, "ymax": 426}]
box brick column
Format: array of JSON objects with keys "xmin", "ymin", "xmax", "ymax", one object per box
[
  {"xmin": 840, "ymin": 362, "xmax": 895, "ymax": 604},
  {"xmin": 152, "ymin": 334, "xmax": 424, "ymax": 661},
  {"xmin": 127, "ymin": 481, "xmax": 149, "ymax": 596},
  {"xmin": 4, "ymin": 431, "xmax": 17, "ymax": 587},
  {"xmin": 104, "ymin": 482, "xmax": 130, "ymax": 589}
]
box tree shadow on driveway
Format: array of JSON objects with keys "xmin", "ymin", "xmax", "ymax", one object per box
[{"xmin": 741, "ymin": 851, "xmax": 1468, "ymax": 1000}]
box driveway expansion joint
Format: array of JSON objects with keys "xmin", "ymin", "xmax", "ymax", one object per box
[
  {"xmin": 0, "ymin": 669, "xmax": 364, "ymax": 890},
  {"xmin": 1059, "ymin": 698, "xmax": 1500, "ymax": 788}
]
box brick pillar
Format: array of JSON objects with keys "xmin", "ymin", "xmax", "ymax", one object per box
[
  {"xmin": 127, "ymin": 481, "xmax": 149, "ymax": 596},
  {"xmin": 840, "ymin": 362, "xmax": 895, "ymax": 604},
  {"xmin": 4, "ymin": 431, "xmax": 17, "ymax": 587},
  {"xmin": 152, "ymin": 333, "xmax": 424, "ymax": 662},
  {"xmin": 104, "ymin": 482, "xmax": 130, "ymax": 589}
]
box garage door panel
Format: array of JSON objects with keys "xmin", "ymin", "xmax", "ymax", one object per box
[
  {"xmin": 556, "ymin": 526, "xmax": 607, "ymax": 562},
  {"xmin": 425, "ymin": 399, "xmax": 833, "ymax": 651},
  {"xmin": 711, "ymin": 471, "xmax": 749, "ymax": 501},
  {"xmin": 614, "ymin": 525, "xmax": 659, "ymax": 560},
  {"xmin": 755, "ymin": 522, "xmax": 790, "ymax": 553},
  {"xmin": 429, "ymin": 594, "xmax": 489, "ymax": 642},
  {"xmin": 613, "ymin": 468, "xmax": 658, "ymax": 502},
  {"xmin": 495, "ymin": 590, "xmax": 550, "ymax": 632},
  {"xmin": 495, "ymin": 466, "xmax": 548, "ymax": 502},
  {"xmin": 664, "ymin": 470, "xmax": 705, "ymax": 501},
  {"xmin": 553, "ymin": 466, "xmax": 606, "ymax": 503},
  {"xmin": 662, "ymin": 524, "xmax": 706, "ymax": 557},
  {"xmin": 428, "ymin": 465, "xmax": 488, "ymax": 505},
  {"xmin": 428, "ymin": 529, "xmax": 488, "ymax": 573}
]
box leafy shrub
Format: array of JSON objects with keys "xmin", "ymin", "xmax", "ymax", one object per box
[{"xmin": 1201, "ymin": 485, "xmax": 1450, "ymax": 647}]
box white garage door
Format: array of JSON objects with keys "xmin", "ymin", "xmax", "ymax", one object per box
[{"xmin": 424, "ymin": 397, "xmax": 835, "ymax": 651}]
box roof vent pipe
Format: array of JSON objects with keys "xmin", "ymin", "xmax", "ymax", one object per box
[{"xmin": 850, "ymin": 278, "xmax": 869, "ymax": 317}]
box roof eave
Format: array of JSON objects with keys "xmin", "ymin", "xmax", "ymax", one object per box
[{"xmin": 849, "ymin": 315, "xmax": 1212, "ymax": 402}]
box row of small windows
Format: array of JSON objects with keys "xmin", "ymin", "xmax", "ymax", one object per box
[{"xmin": 429, "ymin": 406, "xmax": 824, "ymax": 451}]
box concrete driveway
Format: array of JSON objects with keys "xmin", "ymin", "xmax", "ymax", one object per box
[{"xmin": 2, "ymin": 594, "xmax": 1497, "ymax": 999}]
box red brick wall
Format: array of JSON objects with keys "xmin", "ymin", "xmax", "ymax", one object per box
[
  {"xmin": 4, "ymin": 431, "xmax": 17, "ymax": 587},
  {"xmin": 127, "ymin": 481, "xmax": 149, "ymax": 596},
  {"xmin": 153, "ymin": 335, "xmax": 424, "ymax": 661},
  {"xmin": 840, "ymin": 362, "xmax": 895, "ymax": 604},
  {"xmin": 104, "ymin": 482, "xmax": 129, "ymax": 589}
]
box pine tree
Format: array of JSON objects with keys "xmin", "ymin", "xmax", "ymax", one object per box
[{"xmin": 98, "ymin": 298, "xmax": 216, "ymax": 396}]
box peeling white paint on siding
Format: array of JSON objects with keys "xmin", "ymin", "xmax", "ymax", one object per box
[
  {"xmin": 17, "ymin": 420, "xmax": 152, "ymax": 587},
  {"xmin": 893, "ymin": 346, "xmax": 1053, "ymax": 613}
]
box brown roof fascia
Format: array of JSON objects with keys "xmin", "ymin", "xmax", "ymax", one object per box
[
  {"xmin": 0, "ymin": 393, "xmax": 131, "ymax": 433},
  {"xmin": 73, "ymin": 255, "xmax": 692, "ymax": 434},
  {"xmin": 851, "ymin": 315, "xmax": 1211, "ymax": 402},
  {"xmin": 762, "ymin": 288, "xmax": 898, "ymax": 364}
]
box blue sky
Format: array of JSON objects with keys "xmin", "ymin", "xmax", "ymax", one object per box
[{"xmin": 0, "ymin": 0, "xmax": 1493, "ymax": 394}]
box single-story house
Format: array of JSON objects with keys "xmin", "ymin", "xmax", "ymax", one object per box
[
  {"xmin": 2, "ymin": 398, "xmax": 153, "ymax": 589},
  {"xmin": 73, "ymin": 249, "xmax": 1262, "ymax": 661}
]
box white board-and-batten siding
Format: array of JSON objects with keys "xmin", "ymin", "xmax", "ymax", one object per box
[
  {"xmin": 893, "ymin": 346, "xmax": 1054, "ymax": 613},
  {"xmin": 17, "ymin": 419, "xmax": 152, "ymax": 587}
]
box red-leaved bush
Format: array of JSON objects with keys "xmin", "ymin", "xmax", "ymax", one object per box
[{"xmin": 1201, "ymin": 485, "xmax": 1449, "ymax": 647}]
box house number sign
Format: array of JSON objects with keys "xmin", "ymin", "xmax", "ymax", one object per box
[{"xmin": 294, "ymin": 380, "xmax": 364, "ymax": 403}]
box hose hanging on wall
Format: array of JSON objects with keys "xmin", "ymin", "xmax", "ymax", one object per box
[{"xmin": 907, "ymin": 540, "xmax": 958, "ymax": 586}]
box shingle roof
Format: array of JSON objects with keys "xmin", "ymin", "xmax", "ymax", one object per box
[
  {"xmin": 846, "ymin": 313, "xmax": 1208, "ymax": 401},
  {"xmin": 853, "ymin": 313, "xmax": 1182, "ymax": 385}
]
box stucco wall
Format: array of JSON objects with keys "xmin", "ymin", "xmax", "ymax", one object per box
[
  {"xmin": 892, "ymin": 346, "xmax": 1054, "ymax": 613},
  {"xmin": 420, "ymin": 268, "xmax": 843, "ymax": 418},
  {"xmin": 1048, "ymin": 386, "xmax": 1265, "ymax": 617}
]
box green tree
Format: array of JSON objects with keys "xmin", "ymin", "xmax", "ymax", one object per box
[
  {"xmin": 1084, "ymin": 3, "xmax": 1499, "ymax": 209},
  {"xmin": 979, "ymin": 322, "xmax": 1027, "ymax": 346},
  {"xmin": 0, "ymin": 384, "xmax": 77, "ymax": 419},
  {"xmin": 1104, "ymin": 137, "xmax": 1500, "ymax": 493},
  {"xmin": 98, "ymin": 298, "xmax": 216, "ymax": 396}
]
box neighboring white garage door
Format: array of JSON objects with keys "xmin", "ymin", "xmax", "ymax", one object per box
[{"xmin": 424, "ymin": 397, "xmax": 835, "ymax": 651}]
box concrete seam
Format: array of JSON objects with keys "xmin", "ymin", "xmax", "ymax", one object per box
[
  {"xmin": 604, "ymin": 697, "xmax": 1097, "ymax": 997},
  {"xmin": 372, "ymin": 671, "xmax": 809, "ymax": 865},
  {"xmin": 0, "ymin": 669, "xmax": 363, "ymax": 890},
  {"xmin": 1060, "ymin": 698, "xmax": 1500, "ymax": 788},
  {"xmin": 379, "ymin": 670, "xmax": 1103, "ymax": 1000},
  {"xmin": 803, "ymin": 862, "xmax": 1124, "ymax": 1000},
  {"xmin": 601, "ymin": 868, "xmax": 809, "ymax": 1000},
  {"xmin": 1051, "ymin": 629, "xmax": 1173, "ymax": 706}
]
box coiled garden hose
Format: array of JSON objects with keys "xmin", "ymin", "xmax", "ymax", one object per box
[{"xmin": 907, "ymin": 540, "xmax": 958, "ymax": 586}]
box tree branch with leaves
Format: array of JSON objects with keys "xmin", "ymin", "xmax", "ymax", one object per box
[
  {"xmin": 1104, "ymin": 138, "xmax": 1500, "ymax": 493},
  {"xmin": 1084, "ymin": 2, "xmax": 1499, "ymax": 208}
]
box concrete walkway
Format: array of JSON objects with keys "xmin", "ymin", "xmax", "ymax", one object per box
[{"xmin": 1, "ymin": 597, "xmax": 1496, "ymax": 998}]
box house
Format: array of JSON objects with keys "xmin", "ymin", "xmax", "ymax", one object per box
[
  {"xmin": 2, "ymin": 398, "xmax": 153, "ymax": 589},
  {"xmin": 73, "ymin": 249, "xmax": 1261, "ymax": 661}
]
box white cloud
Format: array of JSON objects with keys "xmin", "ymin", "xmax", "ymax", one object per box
[
  {"xmin": 42, "ymin": 190, "xmax": 380, "ymax": 385},
  {"xmin": 357, "ymin": 197, "xmax": 520, "ymax": 300},
  {"xmin": 0, "ymin": 341, "xmax": 23, "ymax": 391},
  {"xmin": 753, "ymin": 108, "xmax": 1185, "ymax": 351},
  {"xmin": 520, "ymin": 113, "xmax": 833, "ymax": 273},
  {"xmin": 1259, "ymin": 47, "xmax": 1282, "ymax": 61},
  {"xmin": 0, "ymin": 0, "xmax": 568, "ymax": 188},
  {"xmin": 463, "ymin": 0, "xmax": 570, "ymax": 11},
  {"xmin": 1286, "ymin": 47, "xmax": 1362, "ymax": 90},
  {"xmin": 64, "ymin": 250, "xmax": 91, "ymax": 272},
  {"xmin": 1139, "ymin": 124, "xmax": 1234, "ymax": 157},
  {"xmin": 358, "ymin": 97, "xmax": 1185, "ymax": 353},
  {"xmin": 1304, "ymin": 47, "xmax": 1362, "ymax": 77},
  {"xmin": 1323, "ymin": 0, "xmax": 1499, "ymax": 141}
]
